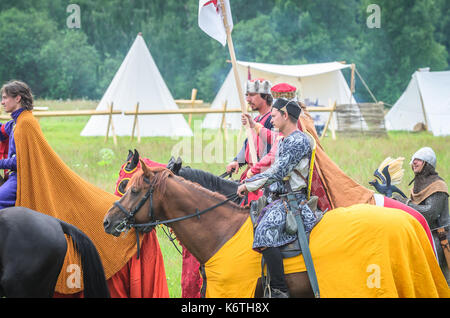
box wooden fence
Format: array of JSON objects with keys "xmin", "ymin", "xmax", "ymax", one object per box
[
  {"xmin": 0, "ymin": 96, "xmax": 338, "ymax": 145},
  {"xmin": 335, "ymin": 102, "xmax": 386, "ymax": 137}
]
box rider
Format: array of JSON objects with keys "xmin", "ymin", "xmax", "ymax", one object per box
[
  {"xmin": 226, "ymin": 78, "xmax": 274, "ymax": 184},
  {"xmin": 393, "ymin": 147, "xmax": 449, "ymax": 282},
  {"xmin": 4, "ymin": 80, "xmax": 168, "ymax": 297},
  {"xmin": 0, "ymin": 80, "xmax": 33, "ymax": 209},
  {"xmin": 245, "ymin": 83, "xmax": 333, "ymax": 213},
  {"xmin": 237, "ymin": 98, "xmax": 320, "ymax": 298}
]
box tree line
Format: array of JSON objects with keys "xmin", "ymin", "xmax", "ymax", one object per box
[{"xmin": 0, "ymin": 0, "xmax": 448, "ymax": 106}]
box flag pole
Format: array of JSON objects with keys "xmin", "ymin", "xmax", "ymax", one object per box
[{"xmin": 219, "ymin": 0, "xmax": 258, "ymax": 165}]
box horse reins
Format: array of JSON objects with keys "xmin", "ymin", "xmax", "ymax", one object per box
[{"xmin": 112, "ymin": 176, "xmax": 240, "ymax": 259}]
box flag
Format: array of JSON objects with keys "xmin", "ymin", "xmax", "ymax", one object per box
[{"xmin": 198, "ymin": 0, "xmax": 233, "ymax": 46}]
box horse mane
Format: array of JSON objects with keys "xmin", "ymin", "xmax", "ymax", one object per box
[
  {"xmin": 128, "ymin": 167, "xmax": 247, "ymax": 211},
  {"xmin": 176, "ymin": 176, "xmax": 247, "ymax": 211},
  {"xmin": 179, "ymin": 167, "xmax": 238, "ymax": 190}
]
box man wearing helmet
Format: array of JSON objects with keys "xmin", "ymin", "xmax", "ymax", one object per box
[
  {"xmin": 393, "ymin": 147, "xmax": 449, "ymax": 283},
  {"xmin": 226, "ymin": 78, "xmax": 274, "ymax": 183}
]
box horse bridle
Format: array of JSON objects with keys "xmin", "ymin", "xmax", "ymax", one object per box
[
  {"xmin": 112, "ymin": 174, "xmax": 239, "ymax": 258},
  {"xmin": 113, "ymin": 176, "xmax": 155, "ymax": 234}
]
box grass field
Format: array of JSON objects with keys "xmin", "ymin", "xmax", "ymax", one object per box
[{"xmin": 28, "ymin": 99, "xmax": 450, "ymax": 297}]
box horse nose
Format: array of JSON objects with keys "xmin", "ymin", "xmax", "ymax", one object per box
[{"xmin": 103, "ymin": 218, "xmax": 111, "ymax": 231}]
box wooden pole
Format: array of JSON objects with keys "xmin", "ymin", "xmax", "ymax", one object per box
[
  {"xmin": 137, "ymin": 111, "xmax": 141, "ymax": 144},
  {"xmin": 110, "ymin": 106, "xmax": 118, "ymax": 146},
  {"xmin": 105, "ymin": 102, "xmax": 118, "ymax": 146},
  {"xmin": 131, "ymin": 102, "xmax": 140, "ymax": 142},
  {"xmin": 320, "ymin": 100, "xmax": 337, "ymax": 141},
  {"xmin": 330, "ymin": 100, "xmax": 336, "ymax": 140},
  {"xmin": 220, "ymin": 100, "xmax": 228, "ymax": 141},
  {"xmin": 219, "ymin": 0, "xmax": 257, "ymax": 165},
  {"xmin": 188, "ymin": 88, "xmax": 198, "ymax": 127},
  {"xmin": 350, "ymin": 63, "xmax": 355, "ymax": 105},
  {"xmin": 105, "ymin": 102, "xmax": 112, "ymax": 143}
]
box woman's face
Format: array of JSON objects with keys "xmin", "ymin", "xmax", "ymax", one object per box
[{"xmin": 412, "ymin": 158, "xmax": 425, "ymax": 174}]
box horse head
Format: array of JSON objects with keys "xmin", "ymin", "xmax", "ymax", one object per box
[
  {"xmin": 106, "ymin": 159, "xmax": 250, "ymax": 265},
  {"xmin": 105, "ymin": 159, "xmax": 172, "ymax": 237}
]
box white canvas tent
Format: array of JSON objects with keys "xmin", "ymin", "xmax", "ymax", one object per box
[
  {"xmin": 202, "ymin": 61, "xmax": 359, "ymax": 130},
  {"xmin": 81, "ymin": 34, "xmax": 193, "ymax": 137},
  {"xmin": 385, "ymin": 69, "xmax": 450, "ymax": 136}
]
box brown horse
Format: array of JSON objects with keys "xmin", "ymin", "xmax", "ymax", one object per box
[
  {"xmin": 104, "ymin": 161, "xmax": 313, "ymax": 297},
  {"xmin": 103, "ymin": 161, "xmax": 449, "ymax": 298}
]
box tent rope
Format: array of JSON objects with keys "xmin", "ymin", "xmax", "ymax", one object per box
[{"xmin": 355, "ymin": 68, "xmax": 378, "ymax": 103}]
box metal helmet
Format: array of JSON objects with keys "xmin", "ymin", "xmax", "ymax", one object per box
[{"xmin": 409, "ymin": 147, "xmax": 436, "ymax": 168}]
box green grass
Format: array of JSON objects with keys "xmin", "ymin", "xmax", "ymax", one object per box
[{"xmin": 28, "ymin": 99, "xmax": 450, "ymax": 297}]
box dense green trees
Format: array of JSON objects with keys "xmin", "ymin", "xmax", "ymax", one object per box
[{"xmin": 0, "ymin": 0, "xmax": 447, "ymax": 105}]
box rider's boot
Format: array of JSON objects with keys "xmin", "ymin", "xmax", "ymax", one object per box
[{"xmin": 262, "ymin": 247, "xmax": 290, "ymax": 298}]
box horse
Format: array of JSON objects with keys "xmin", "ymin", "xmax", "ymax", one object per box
[
  {"xmin": 104, "ymin": 161, "xmax": 449, "ymax": 298},
  {"xmin": 0, "ymin": 207, "xmax": 110, "ymax": 298}
]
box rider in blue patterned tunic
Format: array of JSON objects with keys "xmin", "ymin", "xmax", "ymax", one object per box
[{"xmin": 237, "ymin": 98, "xmax": 320, "ymax": 298}]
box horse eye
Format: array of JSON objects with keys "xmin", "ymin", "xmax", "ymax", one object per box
[
  {"xmin": 118, "ymin": 180, "xmax": 128, "ymax": 194},
  {"xmin": 130, "ymin": 187, "xmax": 139, "ymax": 195}
]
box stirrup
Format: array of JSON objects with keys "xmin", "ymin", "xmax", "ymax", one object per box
[{"xmin": 268, "ymin": 288, "xmax": 290, "ymax": 298}]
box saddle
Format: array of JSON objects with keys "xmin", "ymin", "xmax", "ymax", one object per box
[{"xmin": 250, "ymin": 195, "xmax": 320, "ymax": 258}]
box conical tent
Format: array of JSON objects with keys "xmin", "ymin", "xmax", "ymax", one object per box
[
  {"xmin": 385, "ymin": 69, "xmax": 450, "ymax": 136},
  {"xmin": 202, "ymin": 61, "xmax": 360, "ymax": 130},
  {"xmin": 81, "ymin": 34, "xmax": 193, "ymax": 137}
]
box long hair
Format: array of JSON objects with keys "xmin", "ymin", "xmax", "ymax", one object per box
[
  {"xmin": 1, "ymin": 80, "xmax": 34, "ymax": 110},
  {"xmin": 260, "ymin": 93, "xmax": 273, "ymax": 106}
]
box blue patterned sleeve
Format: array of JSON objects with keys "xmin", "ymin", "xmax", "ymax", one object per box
[{"xmin": 245, "ymin": 132, "xmax": 310, "ymax": 192}]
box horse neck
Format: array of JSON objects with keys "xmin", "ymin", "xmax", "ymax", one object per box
[
  {"xmin": 160, "ymin": 176, "xmax": 248, "ymax": 264},
  {"xmin": 178, "ymin": 168, "xmax": 239, "ymax": 198}
]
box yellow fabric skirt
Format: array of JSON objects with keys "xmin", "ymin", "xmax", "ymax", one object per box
[{"xmin": 204, "ymin": 204, "xmax": 449, "ymax": 298}]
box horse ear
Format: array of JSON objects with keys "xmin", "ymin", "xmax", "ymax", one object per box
[
  {"xmin": 172, "ymin": 157, "xmax": 182, "ymax": 175},
  {"xmin": 140, "ymin": 158, "xmax": 150, "ymax": 175},
  {"xmin": 132, "ymin": 149, "xmax": 140, "ymax": 166},
  {"xmin": 126, "ymin": 149, "xmax": 133, "ymax": 162},
  {"xmin": 167, "ymin": 156, "xmax": 176, "ymax": 171}
]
